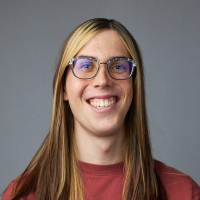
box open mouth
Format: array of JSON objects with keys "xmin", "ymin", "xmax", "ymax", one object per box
[{"xmin": 87, "ymin": 97, "xmax": 117, "ymax": 109}]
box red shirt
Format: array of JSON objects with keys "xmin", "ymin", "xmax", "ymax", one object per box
[{"xmin": 2, "ymin": 161, "xmax": 200, "ymax": 200}]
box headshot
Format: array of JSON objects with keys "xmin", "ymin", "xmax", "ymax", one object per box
[{"xmin": 1, "ymin": 18, "xmax": 199, "ymax": 200}]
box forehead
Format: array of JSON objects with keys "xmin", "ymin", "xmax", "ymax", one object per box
[{"xmin": 76, "ymin": 29, "xmax": 130, "ymax": 60}]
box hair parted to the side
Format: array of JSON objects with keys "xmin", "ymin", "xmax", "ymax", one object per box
[{"xmin": 9, "ymin": 18, "xmax": 166, "ymax": 200}]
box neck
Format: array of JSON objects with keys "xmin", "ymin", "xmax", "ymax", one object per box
[{"xmin": 74, "ymin": 126, "xmax": 125, "ymax": 165}]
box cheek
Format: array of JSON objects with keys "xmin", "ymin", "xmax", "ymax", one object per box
[
  {"xmin": 65, "ymin": 73, "xmax": 88, "ymax": 101},
  {"xmin": 124, "ymin": 80, "xmax": 133, "ymax": 100},
  {"xmin": 127, "ymin": 88, "xmax": 133, "ymax": 108},
  {"xmin": 124, "ymin": 82, "xmax": 134, "ymax": 112}
]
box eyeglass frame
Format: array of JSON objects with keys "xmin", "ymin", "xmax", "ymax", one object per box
[{"xmin": 68, "ymin": 56, "xmax": 137, "ymax": 80}]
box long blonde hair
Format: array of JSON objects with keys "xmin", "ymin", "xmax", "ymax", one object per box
[{"xmin": 10, "ymin": 18, "xmax": 166, "ymax": 200}]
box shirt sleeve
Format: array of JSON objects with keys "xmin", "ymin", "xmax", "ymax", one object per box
[
  {"xmin": 155, "ymin": 160, "xmax": 200, "ymax": 200},
  {"xmin": 1, "ymin": 181, "xmax": 15, "ymax": 200},
  {"xmin": 191, "ymin": 179, "xmax": 200, "ymax": 200}
]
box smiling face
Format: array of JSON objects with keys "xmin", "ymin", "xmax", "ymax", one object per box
[{"xmin": 64, "ymin": 29, "xmax": 133, "ymax": 138}]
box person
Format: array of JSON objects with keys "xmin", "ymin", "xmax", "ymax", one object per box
[{"xmin": 1, "ymin": 18, "xmax": 200, "ymax": 200}]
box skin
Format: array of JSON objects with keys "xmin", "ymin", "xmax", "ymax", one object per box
[{"xmin": 64, "ymin": 29, "xmax": 133, "ymax": 164}]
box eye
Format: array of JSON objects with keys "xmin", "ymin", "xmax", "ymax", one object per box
[
  {"xmin": 79, "ymin": 63, "xmax": 95, "ymax": 71},
  {"xmin": 74, "ymin": 59, "xmax": 96, "ymax": 71},
  {"xmin": 110, "ymin": 63, "xmax": 127, "ymax": 74},
  {"xmin": 81, "ymin": 63, "xmax": 93, "ymax": 69},
  {"xmin": 113, "ymin": 65, "xmax": 125, "ymax": 70}
]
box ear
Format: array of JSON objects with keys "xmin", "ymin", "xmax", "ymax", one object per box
[{"xmin": 64, "ymin": 88, "xmax": 68, "ymax": 101}]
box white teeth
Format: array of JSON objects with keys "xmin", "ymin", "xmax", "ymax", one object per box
[{"xmin": 89, "ymin": 97, "xmax": 117, "ymax": 109}]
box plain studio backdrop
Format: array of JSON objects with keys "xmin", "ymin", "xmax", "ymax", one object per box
[{"xmin": 0, "ymin": 0, "xmax": 200, "ymax": 192}]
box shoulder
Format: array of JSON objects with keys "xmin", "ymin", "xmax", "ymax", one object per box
[
  {"xmin": 2, "ymin": 181, "xmax": 15, "ymax": 200},
  {"xmin": 155, "ymin": 160, "xmax": 200, "ymax": 200},
  {"xmin": 2, "ymin": 180, "xmax": 35, "ymax": 200}
]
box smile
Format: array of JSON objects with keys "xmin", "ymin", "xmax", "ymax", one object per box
[{"xmin": 88, "ymin": 97, "xmax": 117, "ymax": 109}]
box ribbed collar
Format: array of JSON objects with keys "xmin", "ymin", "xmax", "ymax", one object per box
[{"xmin": 79, "ymin": 161, "xmax": 125, "ymax": 175}]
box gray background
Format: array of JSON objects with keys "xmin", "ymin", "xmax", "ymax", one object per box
[{"xmin": 0, "ymin": 0, "xmax": 200, "ymax": 192}]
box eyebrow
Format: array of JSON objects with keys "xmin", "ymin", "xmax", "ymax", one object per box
[{"xmin": 77, "ymin": 55, "xmax": 130, "ymax": 61}]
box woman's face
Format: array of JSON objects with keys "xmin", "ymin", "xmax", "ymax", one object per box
[{"xmin": 64, "ymin": 29, "xmax": 133, "ymax": 137}]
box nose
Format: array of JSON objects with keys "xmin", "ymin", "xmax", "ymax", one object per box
[{"xmin": 92, "ymin": 63, "xmax": 112, "ymax": 88}]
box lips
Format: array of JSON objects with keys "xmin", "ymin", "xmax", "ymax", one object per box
[{"xmin": 87, "ymin": 96, "xmax": 117, "ymax": 109}]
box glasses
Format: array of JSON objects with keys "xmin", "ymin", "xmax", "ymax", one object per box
[{"xmin": 68, "ymin": 56, "xmax": 136, "ymax": 80}]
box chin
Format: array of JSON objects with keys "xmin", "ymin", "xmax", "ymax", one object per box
[{"xmin": 91, "ymin": 125, "xmax": 123, "ymax": 137}]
